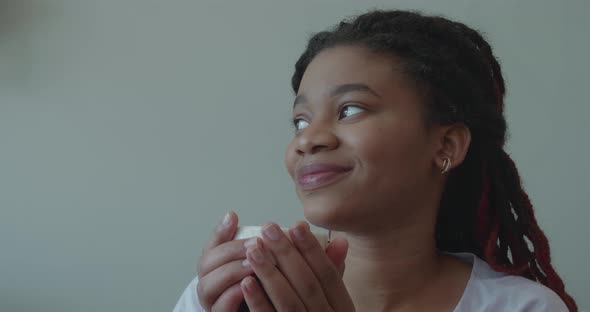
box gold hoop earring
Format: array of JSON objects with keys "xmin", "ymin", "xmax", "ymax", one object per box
[{"xmin": 441, "ymin": 158, "xmax": 452, "ymax": 174}]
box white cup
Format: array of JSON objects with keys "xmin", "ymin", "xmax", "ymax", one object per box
[{"xmin": 234, "ymin": 225, "xmax": 329, "ymax": 248}]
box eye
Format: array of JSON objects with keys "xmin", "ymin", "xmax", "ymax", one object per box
[
  {"xmin": 292, "ymin": 118, "xmax": 310, "ymax": 131},
  {"xmin": 338, "ymin": 104, "xmax": 365, "ymax": 119}
]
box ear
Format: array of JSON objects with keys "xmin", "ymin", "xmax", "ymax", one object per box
[{"xmin": 434, "ymin": 123, "xmax": 471, "ymax": 172}]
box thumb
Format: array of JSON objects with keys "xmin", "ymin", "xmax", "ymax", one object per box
[{"xmin": 325, "ymin": 237, "xmax": 348, "ymax": 277}]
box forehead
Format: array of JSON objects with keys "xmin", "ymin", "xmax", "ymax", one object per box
[{"xmin": 297, "ymin": 45, "xmax": 407, "ymax": 96}]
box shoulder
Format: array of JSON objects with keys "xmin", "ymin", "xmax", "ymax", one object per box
[
  {"xmin": 453, "ymin": 253, "xmax": 569, "ymax": 312},
  {"xmin": 173, "ymin": 277, "xmax": 205, "ymax": 312}
]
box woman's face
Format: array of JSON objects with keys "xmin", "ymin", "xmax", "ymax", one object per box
[{"xmin": 285, "ymin": 45, "xmax": 441, "ymax": 233}]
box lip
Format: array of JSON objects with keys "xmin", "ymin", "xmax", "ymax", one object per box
[{"xmin": 296, "ymin": 163, "xmax": 353, "ymax": 191}]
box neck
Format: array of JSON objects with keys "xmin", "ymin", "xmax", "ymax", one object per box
[{"xmin": 340, "ymin": 215, "xmax": 443, "ymax": 311}]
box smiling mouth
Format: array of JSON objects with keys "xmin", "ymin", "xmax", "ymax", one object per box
[{"xmin": 297, "ymin": 169, "xmax": 352, "ymax": 191}]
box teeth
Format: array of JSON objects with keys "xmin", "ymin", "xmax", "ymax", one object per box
[{"xmin": 233, "ymin": 226, "xmax": 329, "ymax": 248}]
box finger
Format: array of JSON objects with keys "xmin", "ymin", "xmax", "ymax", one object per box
[
  {"xmin": 325, "ymin": 236, "xmax": 348, "ymax": 277},
  {"xmin": 197, "ymin": 259, "xmax": 253, "ymax": 310},
  {"xmin": 246, "ymin": 240, "xmax": 306, "ymax": 311},
  {"xmin": 211, "ymin": 283, "xmax": 244, "ymax": 312},
  {"xmin": 289, "ymin": 222, "xmax": 354, "ymax": 311},
  {"xmin": 204, "ymin": 211, "xmax": 238, "ymax": 251},
  {"xmin": 198, "ymin": 238, "xmax": 250, "ymax": 278},
  {"xmin": 261, "ymin": 223, "xmax": 332, "ymax": 311},
  {"xmin": 241, "ymin": 276, "xmax": 275, "ymax": 312}
]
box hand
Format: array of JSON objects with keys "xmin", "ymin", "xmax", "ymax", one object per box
[
  {"xmin": 197, "ymin": 211, "xmax": 254, "ymax": 311},
  {"xmin": 240, "ymin": 221, "xmax": 355, "ymax": 312}
]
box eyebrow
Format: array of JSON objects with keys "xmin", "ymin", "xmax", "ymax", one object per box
[{"xmin": 293, "ymin": 83, "xmax": 382, "ymax": 107}]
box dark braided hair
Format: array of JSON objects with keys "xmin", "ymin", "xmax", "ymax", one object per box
[{"xmin": 291, "ymin": 10, "xmax": 577, "ymax": 311}]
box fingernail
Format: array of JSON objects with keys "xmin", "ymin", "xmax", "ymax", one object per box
[
  {"xmin": 248, "ymin": 247, "xmax": 266, "ymax": 264},
  {"xmin": 291, "ymin": 225, "xmax": 306, "ymax": 241},
  {"xmin": 242, "ymin": 276, "xmax": 255, "ymax": 293},
  {"xmin": 263, "ymin": 224, "xmax": 280, "ymax": 241},
  {"xmin": 242, "ymin": 259, "xmax": 251, "ymax": 268},
  {"xmin": 221, "ymin": 212, "xmax": 232, "ymax": 228},
  {"xmin": 244, "ymin": 238, "xmax": 258, "ymax": 249}
]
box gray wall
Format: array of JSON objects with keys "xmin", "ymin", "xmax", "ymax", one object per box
[{"xmin": 1, "ymin": 0, "xmax": 588, "ymax": 311}]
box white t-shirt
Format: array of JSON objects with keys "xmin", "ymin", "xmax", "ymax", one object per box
[{"xmin": 173, "ymin": 253, "xmax": 568, "ymax": 312}]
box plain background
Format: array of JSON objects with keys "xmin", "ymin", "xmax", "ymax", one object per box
[{"xmin": 1, "ymin": 0, "xmax": 588, "ymax": 311}]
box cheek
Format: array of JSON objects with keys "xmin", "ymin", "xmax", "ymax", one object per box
[{"xmin": 351, "ymin": 121, "xmax": 431, "ymax": 181}]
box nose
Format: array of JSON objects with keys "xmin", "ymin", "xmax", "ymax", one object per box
[{"xmin": 295, "ymin": 120, "xmax": 339, "ymax": 155}]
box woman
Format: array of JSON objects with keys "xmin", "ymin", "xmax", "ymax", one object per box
[{"xmin": 174, "ymin": 10, "xmax": 577, "ymax": 311}]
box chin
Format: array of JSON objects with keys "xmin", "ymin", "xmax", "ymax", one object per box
[{"xmin": 300, "ymin": 193, "xmax": 359, "ymax": 230}]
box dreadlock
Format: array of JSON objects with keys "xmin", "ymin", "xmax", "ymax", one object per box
[{"xmin": 291, "ymin": 10, "xmax": 577, "ymax": 311}]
